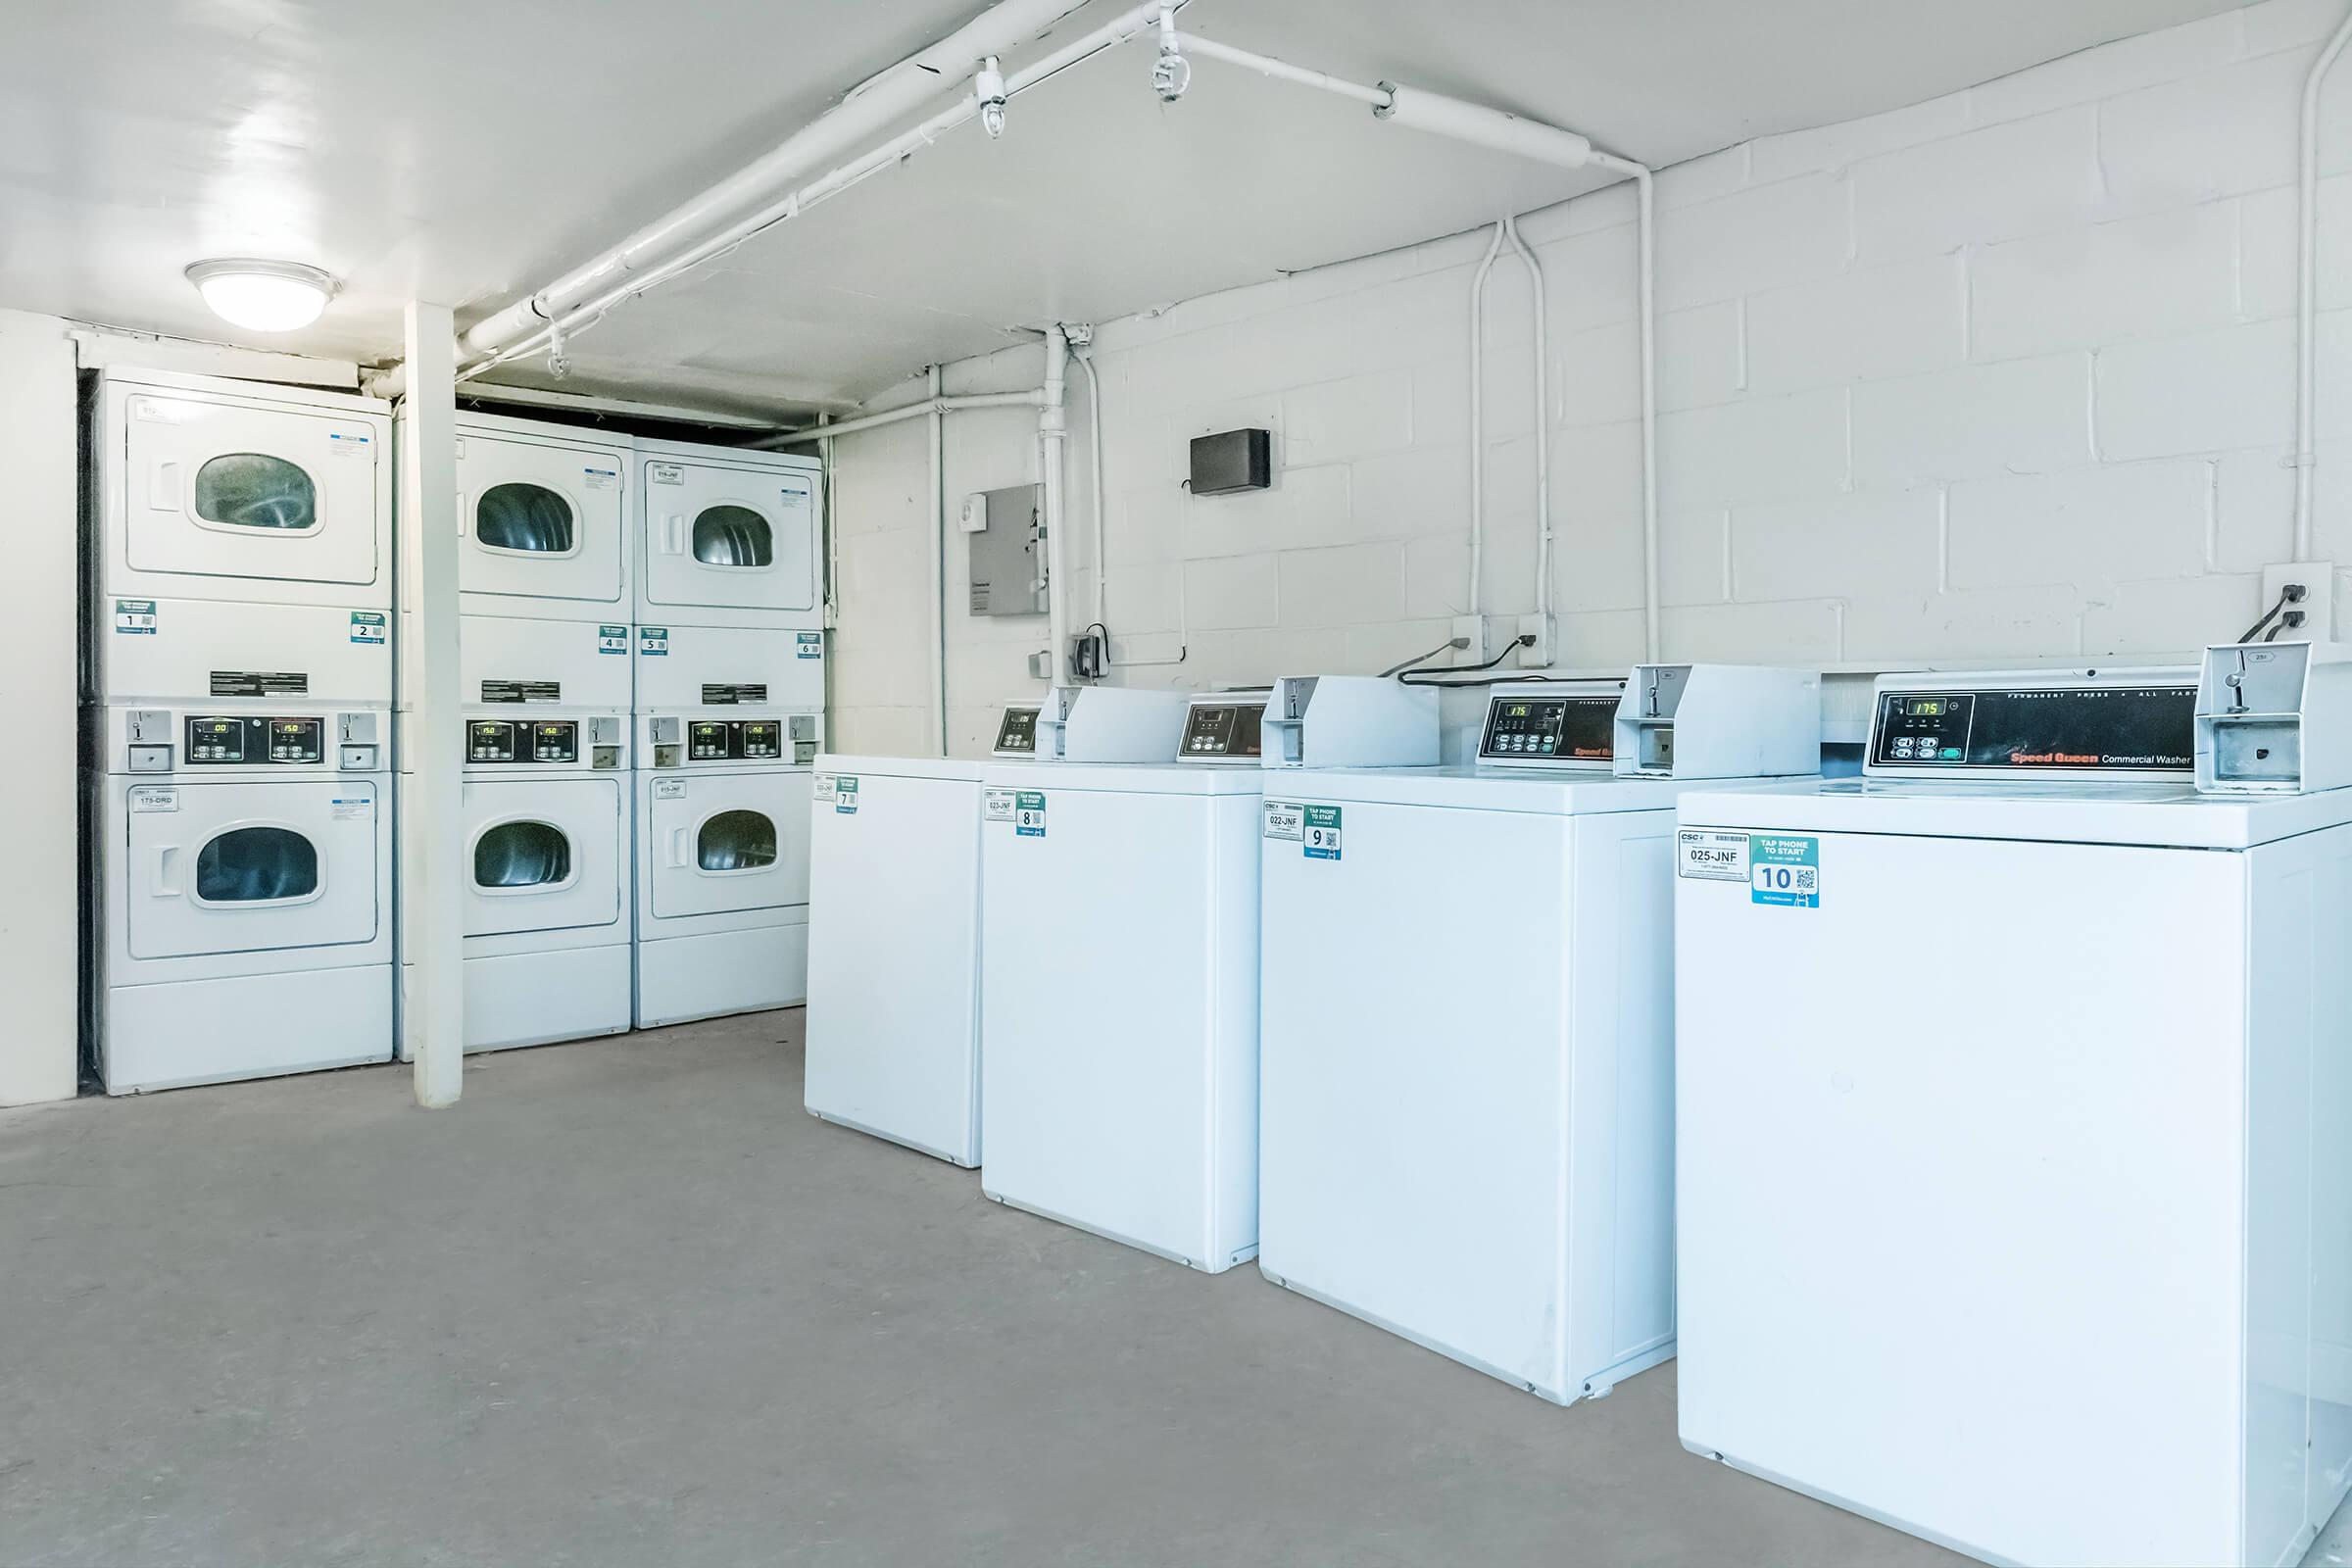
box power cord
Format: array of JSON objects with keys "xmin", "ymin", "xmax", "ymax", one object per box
[
  {"xmin": 1396, "ymin": 633, "xmax": 1540, "ymax": 687},
  {"xmin": 1378, "ymin": 635, "xmax": 1469, "ymax": 679},
  {"xmin": 2240, "ymin": 583, "xmax": 2308, "ymax": 643}
]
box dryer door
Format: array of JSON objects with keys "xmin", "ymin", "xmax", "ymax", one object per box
[
  {"xmin": 645, "ymin": 771, "xmax": 811, "ymax": 919},
  {"xmin": 464, "ymin": 777, "xmax": 624, "ymax": 937},
  {"xmin": 122, "ymin": 391, "xmax": 381, "ymax": 587},
  {"xmin": 454, "ymin": 432, "xmax": 625, "ymax": 609},
  {"xmin": 640, "ymin": 460, "xmax": 818, "ymax": 615},
  {"xmin": 126, "ymin": 781, "xmax": 381, "ymax": 959}
]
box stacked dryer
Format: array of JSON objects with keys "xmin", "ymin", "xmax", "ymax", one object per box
[
  {"xmin": 92, "ymin": 368, "xmax": 396, "ymax": 1093},
  {"xmin": 631, "ymin": 437, "xmax": 826, "ymax": 1027},
  {"xmin": 396, "ymin": 410, "xmax": 635, "ymax": 1053}
]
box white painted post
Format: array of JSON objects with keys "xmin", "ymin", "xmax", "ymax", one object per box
[{"xmin": 403, "ymin": 302, "xmax": 464, "ymax": 1107}]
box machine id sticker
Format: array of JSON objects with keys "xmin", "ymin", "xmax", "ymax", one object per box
[
  {"xmin": 114, "ymin": 598, "xmax": 158, "ymax": 635},
  {"xmin": 1014, "ymin": 790, "xmax": 1047, "ymax": 838},
  {"xmin": 648, "ymin": 462, "xmax": 685, "ymax": 485},
  {"xmin": 812, "ymin": 773, "xmax": 837, "ymax": 802},
  {"xmin": 1303, "ymin": 805, "xmax": 1343, "ymax": 860},
  {"xmin": 330, "ymin": 797, "xmax": 372, "ymax": 821},
  {"xmin": 796, "ymin": 632, "xmax": 823, "ymax": 660},
  {"xmin": 1262, "ymin": 802, "xmax": 1303, "ymax": 841},
  {"xmin": 328, "ymin": 429, "xmax": 372, "ymax": 456},
  {"xmin": 1749, "ymin": 834, "xmax": 1821, "ymax": 908},
  {"xmin": 1676, "ymin": 830, "xmax": 1750, "ymax": 882},
  {"xmin": 653, "ymin": 778, "xmax": 687, "ymax": 801},
  {"xmin": 349, "ymin": 611, "xmax": 386, "ymax": 645},
  {"xmin": 982, "ymin": 787, "xmax": 1018, "ymax": 822},
  {"xmin": 583, "ymin": 466, "xmax": 618, "ymax": 490},
  {"xmin": 128, "ymin": 786, "xmax": 177, "ymax": 812},
  {"xmin": 598, "ymin": 624, "xmax": 628, "ymax": 656},
  {"xmin": 833, "ymin": 775, "xmax": 859, "ymax": 815},
  {"xmin": 639, "ymin": 627, "xmax": 669, "ymax": 657}
]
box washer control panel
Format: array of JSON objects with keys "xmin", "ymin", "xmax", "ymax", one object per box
[
  {"xmin": 1870, "ymin": 684, "xmax": 2197, "ymax": 772},
  {"xmin": 185, "ymin": 715, "xmax": 323, "ymax": 764},
  {"xmin": 1478, "ymin": 695, "xmax": 1618, "ymax": 763},
  {"xmin": 1179, "ymin": 700, "xmax": 1265, "ymax": 760},
  {"xmin": 993, "ymin": 703, "xmax": 1042, "ymax": 757},
  {"xmin": 689, "ymin": 720, "xmax": 784, "ymax": 760},
  {"xmin": 467, "ymin": 720, "xmax": 579, "ymax": 764}
]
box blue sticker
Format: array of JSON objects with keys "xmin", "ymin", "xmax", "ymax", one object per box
[
  {"xmin": 349, "ymin": 611, "xmax": 386, "ymax": 645},
  {"xmin": 1749, "ymin": 834, "xmax": 1821, "ymax": 907},
  {"xmin": 1304, "ymin": 805, "xmax": 1342, "ymax": 860},
  {"xmin": 639, "ymin": 627, "xmax": 668, "ymax": 657},
  {"xmin": 598, "ymin": 624, "xmax": 628, "ymax": 656},
  {"xmin": 114, "ymin": 598, "xmax": 158, "ymax": 635},
  {"xmin": 796, "ymin": 631, "xmax": 823, "ymax": 660}
]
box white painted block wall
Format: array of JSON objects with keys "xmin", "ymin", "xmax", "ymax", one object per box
[{"xmin": 830, "ymin": 0, "xmax": 2352, "ymax": 757}]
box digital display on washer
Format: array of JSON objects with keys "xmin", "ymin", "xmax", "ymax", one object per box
[
  {"xmin": 187, "ymin": 717, "xmax": 246, "ymax": 763},
  {"xmin": 1180, "ymin": 702, "xmax": 1264, "ymax": 758},
  {"xmin": 994, "ymin": 705, "xmax": 1041, "ymax": 755},
  {"xmin": 1872, "ymin": 685, "xmax": 2197, "ymax": 770},
  {"xmin": 185, "ymin": 715, "xmax": 321, "ymax": 763},
  {"xmin": 530, "ymin": 722, "xmax": 578, "ymax": 763},
  {"xmin": 689, "ymin": 721, "xmax": 731, "ymax": 760},
  {"xmin": 737, "ymin": 721, "xmax": 780, "ymax": 760},
  {"xmin": 469, "ymin": 720, "xmax": 518, "ymax": 762},
  {"xmin": 1479, "ymin": 695, "xmax": 1618, "ymax": 761}
]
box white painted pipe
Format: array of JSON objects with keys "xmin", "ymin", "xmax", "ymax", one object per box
[
  {"xmin": 1041, "ymin": 327, "xmax": 1073, "ymax": 680},
  {"xmin": 1467, "ymin": 221, "xmax": 1505, "ymax": 617},
  {"xmin": 1502, "ymin": 214, "xmax": 1551, "ymax": 624},
  {"xmin": 1377, "ymin": 83, "xmax": 1594, "ymax": 170},
  {"xmin": 2297, "ymin": 0, "xmax": 2352, "ymax": 562},
  {"xmin": 1592, "ymin": 150, "xmax": 1661, "ymax": 662},
  {"xmin": 928, "ymin": 365, "xmax": 949, "ymax": 755},
  {"xmin": 462, "ymin": 0, "xmax": 1093, "ymax": 357},
  {"xmin": 1174, "ymin": 32, "xmax": 1391, "ymax": 107},
  {"xmin": 1077, "ymin": 349, "xmax": 1109, "ymax": 630},
  {"xmin": 757, "ymin": 388, "xmax": 1047, "ymax": 447},
  {"xmin": 456, "ymin": 0, "xmax": 1184, "ymax": 385}
]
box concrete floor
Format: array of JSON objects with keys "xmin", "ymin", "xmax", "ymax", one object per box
[{"xmin": 4, "ymin": 1016, "xmax": 2349, "ymax": 1568}]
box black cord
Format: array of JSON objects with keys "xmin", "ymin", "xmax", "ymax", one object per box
[
  {"xmin": 1394, "ymin": 634, "xmax": 1534, "ymax": 685},
  {"xmin": 2239, "ymin": 584, "xmax": 2305, "ymax": 643}
]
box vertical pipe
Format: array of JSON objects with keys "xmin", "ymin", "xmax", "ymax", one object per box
[
  {"xmin": 1041, "ymin": 328, "xmax": 1072, "ymax": 680},
  {"xmin": 1503, "ymin": 215, "xmax": 1551, "ymax": 623},
  {"xmin": 1078, "ymin": 349, "xmax": 1109, "ymax": 634},
  {"xmin": 401, "ymin": 299, "xmax": 463, "ymax": 1109},
  {"xmin": 1467, "ymin": 221, "xmax": 1506, "ymax": 617},
  {"xmin": 2297, "ymin": 2, "xmax": 2352, "ymax": 562},
  {"xmin": 927, "ymin": 365, "xmax": 947, "ymax": 754}
]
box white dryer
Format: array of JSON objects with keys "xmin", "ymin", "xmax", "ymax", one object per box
[
  {"xmin": 100, "ymin": 701, "xmax": 392, "ymax": 1093},
  {"xmin": 398, "ymin": 615, "xmax": 631, "ymax": 1054},
  {"xmin": 98, "ymin": 368, "xmax": 392, "ymax": 707},
  {"xmin": 634, "ymin": 623, "xmax": 822, "ymax": 1027},
  {"xmin": 1256, "ymin": 666, "xmax": 1819, "ymax": 1404},
  {"xmin": 634, "ymin": 436, "xmax": 822, "ymax": 633},
  {"xmin": 978, "ymin": 679, "xmax": 1435, "ymax": 1271}
]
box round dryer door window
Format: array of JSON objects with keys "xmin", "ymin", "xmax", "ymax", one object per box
[
  {"xmin": 195, "ymin": 826, "xmax": 320, "ymax": 904},
  {"xmin": 195, "ymin": 454, "xmax": 318, "ymax": 531},
  {"xmin": 698, "ymin": 809, "xmax": 777, "ymax": 871},
  {"xmin": 476, "ymin": 483, "xmax": 576, "ymax": 554},
  {"xmin": 474, "ymin": 820, "xmax": 573, "ymax": 889},
  {"xmin": 692, "ymin": 506, "xmax": 773, "ymax": 568}
]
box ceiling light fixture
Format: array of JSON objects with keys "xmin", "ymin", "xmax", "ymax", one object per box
[{"xmin": 183, "ymin": 258, "xmax": 339, "ymax": 333}]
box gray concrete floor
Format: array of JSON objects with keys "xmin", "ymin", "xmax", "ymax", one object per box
[{"xmin": 3, "ymin": 1014, "xmax": 2348, "ymax": 1568}]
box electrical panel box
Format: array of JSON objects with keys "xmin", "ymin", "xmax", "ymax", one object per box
[
  {"xmin": 1189, "ymin": 429, "xmax": 1272, "ymax": 496},
  {"xmin": 2196, "ymin": 641, "xmax": 2352, "ymax": 794},
  {"xmin": 967, "ymin": 484, "xmax": 1047, "ymax": 617}
]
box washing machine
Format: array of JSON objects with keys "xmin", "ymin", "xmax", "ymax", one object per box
[
  {"xmin": 98, "ymin": 367, "xmax": 393, "ymax": 708},
  {"xmin": 1256, "ymin": 664, "xmax": 1820, "ymax": 1403},
  {"xmin": 634, "ymin": 436, "xmax": 821, "ymax": 634},
  {"xmin": 978, "ymin": 678, "xmax": 1435, "ymax": 1270},
  {"xmin": 98, "ymin": 701, "xmax": 392, "ymax": 1093},
  {"xmin": 1674, "ymin": 655, "xmax": 2352, "ymax": 1568},
  {"xmin": 634, "ymin": 622, "xmax": 823, "ymax": 1027},
  {"xmin": 802, "ymin": 688, "xmax": 1198, "ymax": 1168},
  {"xmin": 397, "ymin": 615, "xmax": 632, "ymax": 1054}
]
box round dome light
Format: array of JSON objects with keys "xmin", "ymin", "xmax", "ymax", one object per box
[{"xmin": 184, "ymin": 259, "xmax": 338, "ymax": 333}]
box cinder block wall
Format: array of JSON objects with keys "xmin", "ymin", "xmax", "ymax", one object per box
[{"xmin": 832, "ymin": 0, "xmax": 2352, "ymax": 757}]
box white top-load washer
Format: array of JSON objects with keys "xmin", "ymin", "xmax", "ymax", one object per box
[
  {"xmin": 398, "ymin": 616, "xmax": 631, "ymax": 1054},
  {"xmin": 1256, "ymin": 665, "xmax": 1820, "ymax": 1403},
  {"xmin": 98, "ymin": 367, "xmax": 393, "ymax": 707},
  {"xmin": 1674, "ymin": 653, "xmax": 2352, "ymax": 1568},
  {"xmin": 801, "ymin": 689, "xmax": 1192, "ymax": 1168},
  {"xmin": 979, "ymin": 676, "xmax": 1437, "ymax": 1270},
  {"xmin": 100, "ymin": 700, "xmax": 392, "ymax": 1093},
  {"xmin": 633, "ymin": 618, "xmax": 823, "ymax": 1028},
  {"xmin": 633, "ymin": 436, "xmax": 822, "ymax": 634}
]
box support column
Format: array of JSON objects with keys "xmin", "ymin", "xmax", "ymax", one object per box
[{"xmin": 402, "ymin": 302, "xmax": 464, "ymax": 1107}]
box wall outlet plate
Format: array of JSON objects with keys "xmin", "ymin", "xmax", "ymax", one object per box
[
  {"xmin": 1026, "ymin": 649, "xmax": 1055, "ymax": 681},
  {"xmin": 2261, "ymin": 562, "xmax": 2334, "ymax": 642},
  {"xmin": 1515, "ymin": 612, "xmax": 1557, "ymax": 669},
  {"xmin": 1451, "ymin": 614, "xmax": 1514, "ymax": 666}
]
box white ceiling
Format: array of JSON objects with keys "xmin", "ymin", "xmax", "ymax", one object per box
[{"xmin": 2, "ymin": 0, "xmax": 2251, "ymax": 419}]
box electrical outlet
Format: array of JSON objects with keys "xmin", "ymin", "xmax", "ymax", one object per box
[
  {"xmin": 1450, "ymin": 614, "xmax": 1515, "ymax": 666},
  {"xmin": 1515, "ymin": 612, "xmax": 1557, "ymax": 669},
  {"xmin": 2260, "ymin": 563, "xmax": 2334, "ymax": 642},
  {"xmin": 1026, "ymin": 649, "xmax": 1055, "ymax": 681}
]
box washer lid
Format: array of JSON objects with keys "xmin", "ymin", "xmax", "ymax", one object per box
[
  {"xmin": 979, "ymin": 760, "xmax": 1268, "ymax": 796},
  {"xmin": 814, "ymin": 753, "xmax": 983, "ymax": 784},
  {"xmin": 1267, "ymin": 764, "xmax": 1768, "ymax": 816},
  {"xmin": 1676, "ymin": 777, "xmax": 2352, "ymax": 850}
]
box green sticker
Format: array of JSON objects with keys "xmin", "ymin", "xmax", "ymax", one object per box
[
  {"xmin": 1749, "ymin": 834, "xmax": 1820, "ymax": 907},
  {"xmin": 1304, "ymin": 804, "xmax": 1342, "ymax": 860},
  {"xmin": 1015, "ymin": 790, "xmax": 1047, "ymax": 838},
  {"xmin": 835, "ymin": 775, "xmax": 859, "ymax": 815}
]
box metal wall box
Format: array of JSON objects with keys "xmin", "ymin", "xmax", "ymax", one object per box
[
  {"xmin": 1189, "ymin": 428, "xmax": 1272, "ymax": 496},
  {"xmin": 966, "ymin": 484, "xmax": 1047, "ymax": 617}
]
